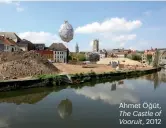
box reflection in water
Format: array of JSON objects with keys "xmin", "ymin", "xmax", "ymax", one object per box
[
  {"xmin": 153, "ymin": 72, "xmax": 160, "ymax": 90},
  {"xmin": 111, "ymin": 83, "xmax": 116, "ymax": 91},
  {"xmin": 158, "ymin": 69, "xmax": 166, "ymax": 83},
  {"xmin": 74, "ymin": 82, "xmax": 139, "ymax": 105},
  {"xmin": 57, "ymin": 98, "xmax": 72, "ymax": 119},
  {"xmin": 0, "ymin": 71, "xmax": 166, "ymax": 128},
  {"xmin": 118, "ymin": 80, "xmax": 124, "ymax": 85},
  {"xmin": 143, "ymin": 69, "xmax": 166, "ymax": 89},
  {"xmin": 0, "ymin": 117, "xmax": 9, "ymax": 128},
  {"xmin": 0, "ymin": 92, "xmax": 50, "ymax": 105}
]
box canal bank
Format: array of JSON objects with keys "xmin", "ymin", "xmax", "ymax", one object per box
[{"xmin": 0, "ymin": 67, "xmax": 161, "ymax": 92}]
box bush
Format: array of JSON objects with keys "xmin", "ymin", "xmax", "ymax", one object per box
[
  {"xmin": 68, "ymin": 55, "xmax": 72, "ymax": 60},
  {"xmin": 69, "ymin": 53, "xmax": 86, "ymax": 61},
  {"xmin": 78, "ymin": 54, "xmax": 86, "ymax": 61},
  {"xmin": 147, "ymin": 54, "xmax": 152, "ymax": 64},
  {"xmin": 127, "ymin": 53, "xmax": 142, "ymax": 61},
  {"xmin": 88, "ymin": 53, "xmax": 100, "ymax": 62}
]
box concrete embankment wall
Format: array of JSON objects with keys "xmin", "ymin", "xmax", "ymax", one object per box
[{"xmin": 0, "ymin": 67, "xmax": 161, "ymax": 92}]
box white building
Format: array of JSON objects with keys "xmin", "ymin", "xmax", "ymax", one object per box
[
  {"xmin": 159, "ymin": 51, "xmax": 166, "ymax": 65},
  {"xmin": 49, "ymin": 43, "xmax": 68, "ymax": 63},
  {"xmin": 99, "ymin": 49, "xmax": 107, "ymax": 59}
]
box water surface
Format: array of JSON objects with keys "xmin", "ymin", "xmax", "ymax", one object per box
[{"xmin": 0, "ymin": 70, "xmax": 166, "ymax": 128}]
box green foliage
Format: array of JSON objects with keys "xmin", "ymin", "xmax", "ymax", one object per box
[
  {"xmin": 77, "ymin": 53, "xmax": 86, "ymax": 61},
  {"xmin": 38, "ymin": 74, "xmax": 59, "ymax": 80},
  {"xmin": 68, "ymin": 55, "xmax": 72, "ymax": 60},
  {"xmin": 69, "ymin": 52, "xmax": 86, "ymax": 61},
  {"xmin": 88, "ymin": 70, "xmax": 96, "ymax": 75},
  {"xmin": 147, "ymin": 54, "xmax": 152, "ymax": 65},
  {"xmin": 126, "ymin": 53, "xmax": 142, "ymax": 61},
  {"xmin": 153, "ymin": 50, "xmax": 160, "ymax": 68}
]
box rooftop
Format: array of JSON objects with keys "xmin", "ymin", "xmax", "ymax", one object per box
[
  {"xmin": 0, "ymin": 32, "xmax": 22, "ymax": 42},
  {"xmin": 49, "ymin": 43, "xmax": 67, "ymax": 51},
  {"xmin": 0, "ymin": 36, "xmax": 17, "ymax": 46}
]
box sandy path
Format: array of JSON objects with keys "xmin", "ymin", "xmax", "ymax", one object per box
[{"xmin": 54, "ymin": 63, "xmax": 115, "ymax": 74}]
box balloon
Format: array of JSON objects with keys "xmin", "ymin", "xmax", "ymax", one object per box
[
  {"xmin": 57, "ymin": 98, "xmax": 72, "ymax": 119},
  {"xmin": 59, "ymin": 21, "xmax": 74, "ymax": 43}
]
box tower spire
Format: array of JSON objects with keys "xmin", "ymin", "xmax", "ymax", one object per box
[{"xmin": 75, "ymin": 42, "xmax": 79, "ymax": 53}]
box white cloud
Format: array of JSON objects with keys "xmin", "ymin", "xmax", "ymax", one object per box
[
  {"xmin": 75, "ymin": 18, "xmax": 142, "ymax": 34},
  {"xmin": 18, "ymin": 31, "xmax": 62, "ymax": 46},
  {"xmin": 76, "ymin": 18, "xmax": 141, "ymax": 50},
  {"xmin": 15, "ymin": 2, "xmax": 24, "ymax": 12},
  {"xmin": 0, "ymin": 0, "xmax": 12, "ymax": 4},
  {"xmin": 74, "ymin": 82, "xmax": 139, "ymax": 105},
  {"xmin": 92, "ymin": 33, "xmax": 137, "ymax": 49},
  {"xmin": 0, "ymin": 0, "xmax": 24, "ymax": 12},
  {"xmin": 101, "ymin": 33, "xmax": 136, "ymax": 42},
  {"xmin": 129, "ymin": 40, "xmax": 166, "ymax": 51},
  {"xmin": 90, "ymin": 40, "xmax": 93, "ymax": 46}
]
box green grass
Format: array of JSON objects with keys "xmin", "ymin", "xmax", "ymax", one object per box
[{"xmin": 37, "ymin": 74, "xmax": 59, "ymax": 80}]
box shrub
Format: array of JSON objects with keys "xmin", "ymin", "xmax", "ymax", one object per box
[
  {"xmin": 127, "ymin": 53, "xmax": 142, "ymax": 61},
  {"xmin": 147, "ymin": 54, "xmax": 152, "ymax": 64},
  {"xmin": 88, "ymin": 53, "xmax": 100, "ymax": 62}
]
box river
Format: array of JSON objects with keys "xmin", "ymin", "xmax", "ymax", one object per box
[{"xmin": 0, "ymin": 70, "xmax": 166, "ymax": 128}]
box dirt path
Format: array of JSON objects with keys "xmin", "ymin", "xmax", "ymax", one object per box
[{"xmin": 54, "ymin": 63, "xmax": 115, "ymax": 74}]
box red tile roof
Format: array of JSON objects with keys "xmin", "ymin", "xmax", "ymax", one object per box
[
  {"xmin": 35, "ymin": 50, "xmax": 53, "ymax": 55},
  {"xmin": 0, "ymin": 36, "xmax": 17, "ymax": 46}
]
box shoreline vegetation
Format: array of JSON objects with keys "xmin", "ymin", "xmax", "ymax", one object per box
[{"xmin": 0, "ymin": 67, "xmax": 161, "ymax": 92}]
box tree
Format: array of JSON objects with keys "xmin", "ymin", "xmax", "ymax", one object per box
[
  {"xmin": 68, "ymin": 54, "xmax": 72, "ymax": 60},
  {"xmin": 153, "ymin": 50, "xmax": 159, "ymax": 68},
  {"xmin": 126, "ymin": 53, "xmax": 142, "ymax": 61},
  {"xmin": 77, "ymin": 53, "xmax": 86, "ymax": 61},
  {"xmin": 88, "ymin": 53, "xmax": 100, "ymax": 62},
  {"xmin": 69, "ymin": 53, "xmax": 86, "ymax": 61},
  {"xmin": 147, "ymin": 54, "xmax": 152, "ymax": 65}
]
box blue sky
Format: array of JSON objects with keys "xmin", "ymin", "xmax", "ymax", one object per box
[{"xmin": 0, "ymin": 1, "xmax": 166, "ymax": 51}]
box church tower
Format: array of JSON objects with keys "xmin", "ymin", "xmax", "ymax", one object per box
[{"xmin": 75, "ymin": 42, "xmax": 79, "ymax": 53}]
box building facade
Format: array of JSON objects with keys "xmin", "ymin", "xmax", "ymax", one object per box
[
  {"xmin": 0, "ymin": 36, "xmax": 20, "ymax": 52},
  {"xmin": 34, "ymin": 44, "xmax": 45, "ymax": 50},
  {"xmin": 93, "ymin": 39, "xmax": 99, "ymax": 52},
  {"xmin": 99, "ymin": 49, "xmax": 107, "ymax": 59},
  {"xmin": 17, "ymin": 39, "xmax": 35, "ymax": 51},
  {"xmin": 0, "ymin": 32, "xmax": 22, "ymax": 43},
  {"xmin": 159, "ymin": 51, "xmax": 166, "ymax": 65},
  {"xmin": 158, "ymin": 48, "xmax": 166, "ymax": 65},
  {"xmin": 35, "ymin": 50, "xmax": 55, "ymax": 62},
  {"xmin": 49, "ymin": 43, "xmax": 68, "ymax": 63}
]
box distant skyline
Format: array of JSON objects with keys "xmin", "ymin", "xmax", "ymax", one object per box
[{"xmin": 0, "ymin": 1, "xmax": 166, "ymax": 51}]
